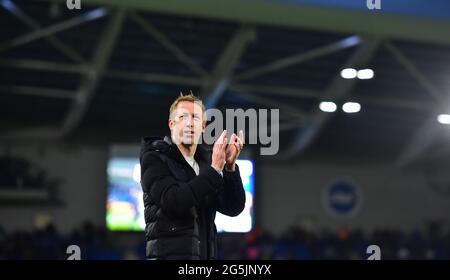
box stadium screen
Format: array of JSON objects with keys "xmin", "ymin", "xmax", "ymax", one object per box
[{"xmin": 106, "ymin": 156, "xmax": 254, "ymax": 233}]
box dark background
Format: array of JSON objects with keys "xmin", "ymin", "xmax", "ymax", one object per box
[{"xmin": 1, "ymin": 0, "xmax": 450, "ymax": 260}]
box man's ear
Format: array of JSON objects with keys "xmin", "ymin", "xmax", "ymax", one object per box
[{"xmin": 168, "ymin": 119, "xmax": 174, "ymax": 130}]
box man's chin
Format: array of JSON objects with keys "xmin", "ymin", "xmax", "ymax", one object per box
[{"xmin": 181, "ymin": 137, "xmax": 199, "ymax": 146}]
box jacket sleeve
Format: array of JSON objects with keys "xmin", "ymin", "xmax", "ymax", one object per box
[
  {"xmin": 215, "ymin": 164, "xmax": 246, "ymax": 217},
  {"xmin": 140, "ymin": 150, "xmax": 224, "ymax": 218}
]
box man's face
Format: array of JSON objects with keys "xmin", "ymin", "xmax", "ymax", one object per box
[{"xmin": 169, "ymin": 101, "xmax": 205, "ymax": 146}]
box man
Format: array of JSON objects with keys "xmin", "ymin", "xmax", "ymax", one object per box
[{"xmin": 140, "ymin": 93, "xmax": 245, "ymax": 260}]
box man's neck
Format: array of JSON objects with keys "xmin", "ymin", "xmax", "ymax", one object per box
[{"xmin": 176, "ymin": 143, "xmax": 197, "ymax": 158}]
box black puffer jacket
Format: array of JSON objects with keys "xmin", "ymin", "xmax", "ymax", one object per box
[{"xmin": 140, "ymin": 136, "xmax": 246, "ymax": 260}]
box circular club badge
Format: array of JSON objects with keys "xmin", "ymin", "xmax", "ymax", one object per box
[{"xmin": 322, "ymin": 179, "xmax": 362, "ymax": 218}]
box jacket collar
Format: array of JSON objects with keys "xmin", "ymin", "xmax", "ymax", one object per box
[{"xmin": 164, "ymin": 136, "xmax": 210, "ymax": 165}]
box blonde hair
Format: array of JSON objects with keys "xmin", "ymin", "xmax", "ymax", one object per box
[{"xmin": 169, "ymin": 91, "xmax": 206, "ymax": 124}]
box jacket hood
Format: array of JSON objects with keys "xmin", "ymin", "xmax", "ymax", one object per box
[{"xmin": 140, "ymin": 135, "xmax": 171, "ymax": 159}]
